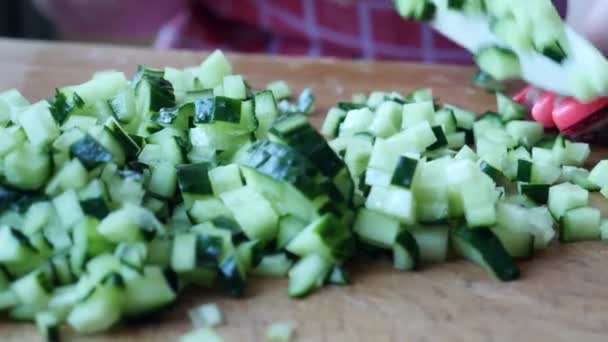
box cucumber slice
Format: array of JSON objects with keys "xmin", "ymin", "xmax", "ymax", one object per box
[
  {"xmin": 548, "ymin": 182, "xmax": 588, "ymax": 220},
  {"xmin": 287, "ymin": 254, "xmax": 331, "ymax": 298},
  {"xmin": 411, "ymin": 226, "xmax": 450, "ymax": 263},
  {"xmin": 475, "ymin": 46, "xmax": 521, "ymax": 80},
  {"xmin": 451, "ymin": 226, "xmax": 520, "ymax": 281},
  {"xmin": 560, "ymin": 207, "xmax": 601, "ymax": 242},
  {"xmin": 393, "ymin": 230, "xmax": 420, "ymax": 271}
]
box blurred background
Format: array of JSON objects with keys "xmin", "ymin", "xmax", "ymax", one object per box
[{"xmin": 0, "ymin": 0, "xmax": 569, "ymax": 64}]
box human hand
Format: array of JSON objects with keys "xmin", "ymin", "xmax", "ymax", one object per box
[{"xmin": 567, "ymin": 0, "xmax": 608, "ymax": 54}]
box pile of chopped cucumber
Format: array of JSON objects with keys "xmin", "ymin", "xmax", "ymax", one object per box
[
  {"xmin": 394, "ymin": 0, "xmax": 608, "ymax": 100},
  {"xmin": 1, "ymin": 49, "xmax": 608, "ymax": 340}
]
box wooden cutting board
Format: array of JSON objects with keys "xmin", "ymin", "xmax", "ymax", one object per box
[{"xmin": 1, "ymin": 38, "xmax": 608, "ymax": 342}]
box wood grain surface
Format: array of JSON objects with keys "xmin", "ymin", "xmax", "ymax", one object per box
[{"xmin": 1, "ymin": 38, "xmax": 608, "ymax": 342}]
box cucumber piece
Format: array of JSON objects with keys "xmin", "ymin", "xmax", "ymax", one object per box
[
  {"xmin": 3, "ymin": 143, "xmax": 51, "ymax": 191},
  {"xmin": 321, "ymin": 107, "xmax": 347, "ymax": 139},
  {"xmin": 366, "ymin": 185, "xmax": 416, "ymax": 225},
  {"xmin": 519, "ymin": 183, "xmax": 549, "ymax": 204},
  {"xmin": 252, "ymin": 253, "xmax": 293, "ymax": 278},
  {"xmin": 36, "ymin": 311, "xmax": 60, "ymax": 342},
  {"xmin": 588, "ymin": 160, "xmax": 608, "ymax": 188},
  {"xmin": 220, "ymin": 186, "xmax": 279, "ymax": 242},
  {"xmin": 505, "ymin": 120, "xmax": 544, "ymax": 148},
  {"xmin": 475, "ymin": 46, "xmax": 521, "ymax": 80},
  {"xmin": 393, "ymin": 230, "xmax": 420, "ymax": 271},
  {"xmin": 287, "ymin": 254, "xmax": 331, "ymax": 298},
  {"xmin": 548, "ymin": 182, "xmax": 588, "ymax": 220},
  {"xmin": 444, "ymin": 104, "xmax": 476, "ymax": 130},
  {"xmin": 218, "ymin": 254, "xmax": 246, "ymax": 297},
  {"xmin": 254, "ymin": 90, "xmax": 279, "ymax": 139},
  {"xmin": 98, "ymin": 204, "xmax": 162, "ymax": 243},
  {"xmin": 434, "ymin": 107, "xmax": 457, "ymax": 134},
  {"xmin": 67, "ymin": 277, "xmax": 125, "ymax": 333},
  {"xmin": 370, "ymin": 101, "xmax": 402, "ymax": 138},
  {"xmin": 340, "ymin": 108, "xmax": 373, "ymax": 137},
  {"xmin": 266, "ymin": 81, "xmax": 292, "ymax": 100},
  {"xmin": 20, "ymin": 101, "xmax": 60, "ymax": 146},
  {"xmin": 490, "ymin": 226, "xmax": 535, "ymax": 259},
  {"xmin": 11, "ymin": 270, "xmax": 52, "ymax": 310},
  {"xmin": 286, "ymin": 214, "xmax": 353, "ymax": 262},
  {"xmin": 62, "ymin": 71, "xmax": 128, "ymax": 104},
  {"xmin": 277, "ymin": 215, "xmax": 307, "ymax": 249},
  {"xmin": 451, "ymin": 226, "xmax": 520, "ymax": 281},
  {"xmin": 223, "ymin": 75, "xmax": 247, "ymax": 100},
  {"xmin": 52, "ymin": 190, "xmax": 84, "ymax": 228},
  {"xmin": 176, "ymin": 162, "xmax": 213, "ymax": 196},
  {"xmin": 401, "ymin": 101, "xmax": 435, "ymax": 129},
  {"xmin": 189, "ymin": 198, "xmax": 232, "ymax": 224},
  {"xmin": 460, "ymin": 177, "xmax": 497, "ymax": 228},
  {"xmin": 428, "ymin": 126, "xmax": 448, "ymax": 150},
  {"xmin": 354, "ymin": 208, "xmax": 402, "ymax": 249},
  {"xmin": 390, "ymin": 156, "xmax": 418, "ymax": 189},
  {"xmin": 123, "ymin": 266, "xmax": 177, "ymax": 316},
  {"xmin": 560, "ymin": 166, "xmax": 600, "ymax": 192},
  {"xmin": 133, "ymin": 66, "xmax": 175, "ymax": 114},
  {"xmin": 411, "ymin": 226, "xmax": 450, "ymax": 263},
  {"xmin": 70, "ymin": 134, "xmax": 113, "ymax": 170},
  {"xmin": 496, "ymin": 92, "xmax": 527, "ymax": 122},
  {"xmin": 560, "ymin": 207, "xmax": 601, "ymax": 242},
  {"xmin": 45, "ymin": 158, "xmax": 88, "ymax": 196}
]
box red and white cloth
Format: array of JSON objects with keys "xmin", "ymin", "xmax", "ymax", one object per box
[
  {"xmin": 36, "ymin": 0, "xmax": 567, "ymax": 63},
  {"xmin": 155, "ymin": 0, "xmax": 567, "ymax": 63}
]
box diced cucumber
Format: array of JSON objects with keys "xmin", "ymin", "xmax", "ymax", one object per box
[
  {"xmin": 252, "ymin": 253, "xmax": 293, "ymax": 278},
  {"xmin": 451, "ymin": 226, "xmax": 520, "ymax": 281},
  {"xmin": 401, "ymin": 101, "xmax": 435, "ymax": 129},
  {"xmin": 194, "ymin": 50, "xmax": 233, "ymax": 89},
  {"xmin": 286, "ymin": 214, "xmax": 352, "ymax": 262},
  {"xmin": 366, "ymin": 186, "xmax": 416, "ymax": 224},
  {"xmin": 370, "ymin": 101, "xmax": 402, "ymax": 138},
  {"xmin": 496, "ymin": 92, "xmax": 527, "ymax": 122},
  {"xmin": 475, "ymin": 46, "xmax": 521, "ymax": 80},
  {"xmin": 340, "ymin": 108, "xmax": 373, "ymax": 137},
  {"xmin": 505, "ymin": 120, "xmax": 544, "ymax": 148},
  {"xmin": 123, "ymin": 266, "xmax": 177, "ymax": 316},
  {"xmin": 411, "ymin": 226, "xmax": 450, "ymax": 263},
  {"xmin": 321, "ymin": 107, "xmax": 347, "ymax": 139},
  {"xmin": 266, "ymin": 81, "xmax": 292, "ymax": 100},
  {"xmin": 223, "ymin": 75, "xmax": 247, "ymax": 100},
  {"xmin": 490, "ymin": 226, "xmax": 534, "ymax": 259},
  {"xmin": 3, "ymin": 143, "xmax": 51, "ymax": 191},
  {"xmin": 548, "ymin": 182, "xmax": 588, "ymax": 220},
  {"xmin": 20, "ymin": 101, "xmax": 60, "ymax": 146},
  {"xmin": 254, "ymin": 90, "xmax": 279, "ymax": 139},
  {"xmin": 588, "ymin": 160, "xmax": 608, "ymax": 188},
  {"xmin": 220, "ymin": 186, "xmax": 279, "ymax": 242},
  {"xmin": 288, "ymin": 254, "xmax": 331, "ymax": 298},
  {"xmin": 393, "ymin": 230, "xmax": 420, "ymax": 271},
  {"xmin": 354, "ymin": 208, "xmax": 402, "ymax": 249},
  {"xmin": 36, "ymin": 311, "xmax": 60, "ymax": 342},
  {"xmin": 67, "ymin": 280, "xmax": 124, "ymax": 333},
  {"xmin": 561, "ymin": 207, "xmax": 601, "ymax": 242}
]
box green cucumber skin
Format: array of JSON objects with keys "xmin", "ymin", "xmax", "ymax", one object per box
[{"xmin": 452, "ymin": 226, "xmax": 520, "ymax": 282}]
